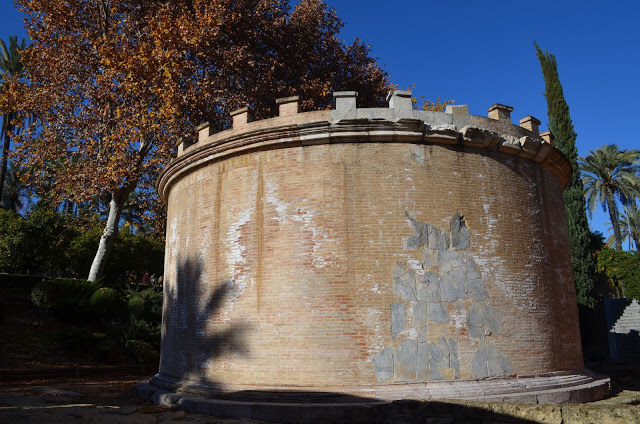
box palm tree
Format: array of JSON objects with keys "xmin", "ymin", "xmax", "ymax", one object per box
[
  {"xmin": 0, "ymin": 35, "xmax": 27, "ymax": 207},
  {"xmin": 0, "ymin": 162, "xmax": 29, "ymax": 212},
  {"xmin": 606, "ymin": 205, "xmax": 640, "ymax": 251},
  {"xmin": 580, "ymin": 145, "xmax": 640, "ymax": 250}
]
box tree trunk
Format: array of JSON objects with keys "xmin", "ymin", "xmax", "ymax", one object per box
[
  {"xmin": 0, "ymin": 114, "xmax": 14, "ymax": 205},
  {"xmin": 87, "ymin": 186, "xmax": 134, "ymax": 282},
  {"xmin": 607, "ymin": 196, "xmax": 623, "ymax": 251},
  {"xmin": 87, "ymin": 140, "xmax": 150, "ymax": 282}
]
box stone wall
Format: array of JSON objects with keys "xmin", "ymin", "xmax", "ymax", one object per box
[{"xmin": 153, "ymin": 91, "xmax": 591, "ymax": 399}]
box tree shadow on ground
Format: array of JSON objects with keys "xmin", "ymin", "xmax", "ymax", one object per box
[
  {"xmin": 155, "ymin": 256, "xmax": 250, "ymax": 392},
  {"xmin": 176, "ymin": 393, "xmax": 546, "ymax": 424}
]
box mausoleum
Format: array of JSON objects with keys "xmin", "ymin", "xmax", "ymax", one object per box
[{"xmin": 140, "ymin": 90, "xmax": 610, "ymax": 418}]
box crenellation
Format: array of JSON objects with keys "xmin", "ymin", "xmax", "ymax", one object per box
[
  {"xmin": 176, "ymin": 136, "xmax": 196, "ymax": 156},
  {"xmin": 445, "ymin": 104, "xmax": 472, "ymax": 129},
  {"xmin": 387, "ymin": 90, "xmax": 413, "ymax": 118},
  {"xmin": 333, "ymin": 91, "xmax": 358, "ymax": 120},
  {"xmin": 183, "ymin": 94, "xmax": 561, "ymax": 171},
  {"xmin": 446, "ymin": 104, "xmax": 470, "ymax": 116},
  {"xmin": 520, "ymin": 115, "xmax": 541, "ymax": 135},
  {"xmin": 230, "ymin": 106, "xmax": 253, "ymax": 128},
  {"xmin": 488, "ymin": 104, "xmax": 513, "ymax": 122},
  {"xmin": 275, "ymin": 95, "xmax": 300, "ymax": 116},
  {"xmin": 196, "ymin": 121, "xmax": 210, "ymax": 145}
]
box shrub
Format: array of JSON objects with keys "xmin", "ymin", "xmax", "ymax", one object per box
[
  {"xmin": 121, "ymin": 314, "xmax": 160, "ymax": 344},
  {"xmin": 0, "ymin": 208, "xmax": 164, "ymax": 283},
  {"xmin": 0, "ymin": 208, "xmax": 76, "ymax": 276},
  {"xmin": 105, "ymin": 229, "xmax": 164, "ymax": 286},
  {"xmin": 1, "ymin": 274, "xmax": 43, "ymax": 305},
  {"xmin": 90, "ymin": 287, "xmax": 124, "ymax": 319},
  {"xmin": 30, "ymin": 283, "xmax": 54, "ymax": 310},
  {"xmin": 596, "ymin": 246, "xmax": 640, "ymax": 300},
  {"xmin": 67, "ymin": 225, "xmax": 164, "ymax": 286},
  {"xmin": 127, "ymin": 287, "xmax": 162, "ymax": 323},
  {"xmin": 0, "ymin": 273, "xmax": 43, "ymax": 290},
  {"xmin": 55, "ymin": 328, "xmax": 117, "ymax": 361},
  {"xmin": 56, "ymin": 327, "xmax": 98, "ymax": 352},
  {"xmin": 31, "ymin": 278, "xmax": 100, "ymax": 321},
  {"xmin": 125, "ymin": 339, "xmax": 160, "ymax": 364},
  {"xmin": 0, "ymin": 210, "xmax": 29, "ymax": 274},
  {"xmin": 93, "ymin": 333, "xmax": 118, "ymax": 361}
]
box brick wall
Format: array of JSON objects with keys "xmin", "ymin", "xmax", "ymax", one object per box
[{"xmin": 156, "ymin": 94, "xmax": 582, "ymax": 394}]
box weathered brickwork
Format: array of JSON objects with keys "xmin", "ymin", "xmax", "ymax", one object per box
[{"xmin": 152, "ymin": 91, "xmax": 605, "ymax": 401}]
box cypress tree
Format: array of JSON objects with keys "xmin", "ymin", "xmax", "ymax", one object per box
[{"xmin": 535, "ymin": 42, "xmax": 595, "ymax": 308}]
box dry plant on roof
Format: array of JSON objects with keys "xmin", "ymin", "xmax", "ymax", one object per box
[{"xmin": 10, "ymin": 0, "xmax": 390, "ymax": 281}]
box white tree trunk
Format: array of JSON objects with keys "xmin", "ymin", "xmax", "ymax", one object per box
[
  {"xmin": 87, "ymin": 142, "xmax": 148, "ymax": 282},
  {"xmin": 87, "ymin": 189, "xmax": 127, "ymax": 282}
]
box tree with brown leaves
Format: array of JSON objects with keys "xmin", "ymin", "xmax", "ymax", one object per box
[{"xmin": 11, "ymin": 0, "xmax": 390, "ymax": 282}]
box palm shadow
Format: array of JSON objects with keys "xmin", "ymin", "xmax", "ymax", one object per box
[
  {"xmin": 148, "ymin": 258, "xmax": 553, "ymax": 424},
  {"xmin": 152, "ymin": 256, "xmax": 250, "ymax": 393}
]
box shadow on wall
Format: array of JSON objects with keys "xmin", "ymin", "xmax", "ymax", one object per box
[
  {"xmin": 152, "ymin": 260, "xmax": 545, "ymax": 423},
  {"xmin": 159, "ymin": 256, "xmax": 251, "ymax": 392}
]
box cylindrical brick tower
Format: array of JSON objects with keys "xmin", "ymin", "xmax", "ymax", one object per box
[{"xmin": 144, "ymin": 90, "xmax": 609, "ymax": 409}]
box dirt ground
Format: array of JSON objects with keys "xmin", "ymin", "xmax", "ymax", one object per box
[
  {"xmin": 0, "ymin": 373, "xmax": 265, "ymax": 424},
  {"xmin": 0, "ymin": 304, "xmax": 135, "ymax": 371},
  {"xmin": 1, "ymin": 371, "xmax": 639, "ymax": 424}
]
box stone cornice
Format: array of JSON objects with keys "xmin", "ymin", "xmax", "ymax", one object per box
[{"xmin": 157, "ymin": 113, "xmax": 572, "ymax": 203}]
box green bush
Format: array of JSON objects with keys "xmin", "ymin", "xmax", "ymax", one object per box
[
  {"xmin": 1, "ymin": 208, "xmax": 164, "ymax": 283},
  {"xmin": 30, "ymin": 283, "xmax": 54, "ymax": 310},
  {"xmin": 106, "ymin": 229, "xmax": 164, "ymax": 286},
  {"xmin": 127, "ymin": 287, "xmax": 162, "ymax": 323},
  {"xmin": 55, "ymin": 328, "xmax": 117, "ymax": 361},
  {"xmin": 0, "ymin": 274, "xmax": 43, "ymax": 307},
  {"xmin": 66, "ymin": 226, "xmax": 103, "ymax": 279},
  {"xmin": 94, "ymin": 333, "xmax": 117, "ymax": 361},
  {"xmin": 31, "ymin": 278, "xmax": 100, "ymax": 321},
  {"xmin": 67, "ymin": 225, "xmax": 164, "ymax": 286},
  {"xmin": 125, "ymin": 339, "xmax": 160, "ymax": 364},
  {"xmin": 0, "ymin": 208, "xmax": 76, "ymax": 276},
  {"xmin": 0, "ymin": 274, "xmax": 43, "ymax": 290},
  {"xmin": 90, "ymin": 287, "xmax": 124, "ymax": 319},
  {"xmin": 128, "ymin": 296, "xmax": 144, "ymax": 317},
  {"xmin": 596, "ymin": 246, "xmax": 640, "ymax": 300},
  {"xmin": 56, "ymin": 327, "xmax": 99, "ymax": 351},
  {"xmin": 121, "ymin": 314, "xmax": 160, "ymax": 344}
]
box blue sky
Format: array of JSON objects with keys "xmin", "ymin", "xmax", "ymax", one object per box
[
  {"xmin": 322, "ymin": 0, "xmax": 640, "ymax": 243},
  {"xmin": 1, "ymin": 1, "xmax": 639, "ymax": 241}
]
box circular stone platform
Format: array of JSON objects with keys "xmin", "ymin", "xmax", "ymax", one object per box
[
  {"xmin": 147, "ymin": 90, "xmax": 610, "ymax": 418},
  {"xmin": 137, "ymin": 371, "xmax": 610, "ymax": 423}
]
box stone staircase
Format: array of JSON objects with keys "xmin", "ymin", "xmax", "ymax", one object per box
[
  {"xmin": 611, "ymin": 299, "xmax": 640, "ymax": 334},
  {"xmin": 610, "ymin": 299, "xmax": 640, "ymax": 361}
]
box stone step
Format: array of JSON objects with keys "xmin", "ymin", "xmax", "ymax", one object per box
[
  {"xmin": 138, "ymin": 372, "xmax": 612, "ymax": 423},
  {"xmin": 611, "ymin": 300, "xmax": 640, "ymax": 334}
]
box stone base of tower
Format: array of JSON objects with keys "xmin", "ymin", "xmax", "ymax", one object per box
[{"xmin": 137, "ymin": 370, "xmax": 610, "ymax": 423}]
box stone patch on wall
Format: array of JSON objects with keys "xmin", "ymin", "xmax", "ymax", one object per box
[{"xmin": 372, "ymin": 212, "xmax": 512, "ymax": 383}]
